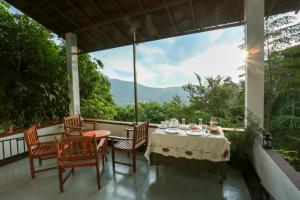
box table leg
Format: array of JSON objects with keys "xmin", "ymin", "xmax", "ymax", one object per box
[
  {"xmin": 219, "ymin": 162, "xmax": 227, "ymax": 184},
  {"xmin": 156, "ymin": 165, "xmax": 159, "ymax": 177},
  {"xmin": 104, "ymin": 137, "xmax": 108, "ymax": 161}
]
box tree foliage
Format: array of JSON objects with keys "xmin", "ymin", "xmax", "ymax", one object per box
[
  {"xmin": 183, "ymin": 75, "xmax": 244, "ymax": 127},
  {"xmin": 0, "ymin": 5, "xmax": 68, "ymax": 127},
  {"xmin": 78, "ymin": 53, "xmax": 116, "ymax": 120},
  {"xmin": 0, "ymin": 4, "xmax": 116, "ymax": 128}
]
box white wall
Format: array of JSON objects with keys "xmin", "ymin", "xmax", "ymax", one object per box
[
  {"xmin": 82, "ymin": 122, "xmax": 156, "ymax": 137},
  {"xmin": 0, "ymin": 122, "xmax": 155, "ymax": 160},
  {"xmin": 0, "ymin": 124, "xmax": 64, "ymax": 160},
  {"xmin": 253, "ymin": 141, "xmax": 300, "ymax": 200}
]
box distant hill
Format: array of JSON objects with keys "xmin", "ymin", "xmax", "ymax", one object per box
[{"xmin": 110, "ymin": 79, "xmax": 189, "ymax": 105}]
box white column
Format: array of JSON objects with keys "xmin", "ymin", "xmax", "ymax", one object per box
[
  {"xmin": 66, "ymin": 32, "xmax": 80, "ymax": 115},
  {"xmin": 244, "ymin": 0, "xmax": 264, "ymax": 127}
]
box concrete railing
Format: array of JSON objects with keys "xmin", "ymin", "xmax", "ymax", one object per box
[
  {"xmin": 0, "ymin": 124, "xmax": 64, "ymax": 161},
  {"xmin": 2, "ymin": 118, "xmax": 299, "ymax": 200},
  {"xmin": 252, "ymin": 137, "xmax": 300, "ymax": 200},
  {"xmin": 0, "ymin": 119, "xmax": 244, "ymax": 163}
]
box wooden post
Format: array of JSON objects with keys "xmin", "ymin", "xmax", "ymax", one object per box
[{"xmin": 133, "ymin": 32, "xmax": 138, "ymax": 124}]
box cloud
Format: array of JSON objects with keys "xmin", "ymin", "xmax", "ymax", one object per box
[
  {"xmin": 90, "ymin": 26, "xmax": 245, "ymax": 88},
  {"xmin": 138, "ymin": 46, "xmax": 165, "ymax": 56},
  {"xmin": 160, "ymin": 37, "xmax": 176, "ymax": 44},
  {"xmin": 113, "ymin": 69, "xmax": 132, "ymax": 78},
  {"xmin": 134, "ymin": 42, "xmax": 244, "ymax": 87},
  {"xmin": 208, "ymin": 29, "xmax": 224, "ymax": 43},
  {"xmin": 137, "ymin": 45, "xmax": 169, "ymax": 65}
]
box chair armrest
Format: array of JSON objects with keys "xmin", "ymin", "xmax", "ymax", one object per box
[
  {"xmin": 125, "ymin": 128, "xmax": 134, "ymax": 138},
  {"xmin": 109, "ymin": 136, "xmax": 132, "ymax": 141},
  {"xmin": 97, "ymin": 138, "xmax": 105, "ymax": 150},
  {"xmin": 70, "ymin": 126, "xmax": 82, "ymax": 130},
  {"xmin": 125, "ymin": 128, "xmax": 134, "ymax": 132},
  {"xmin": 38, "ymin": 141, "xmax": 55, "ymax": 146},
  {"xmin": 38, "ymin": 132, "xmax": 64, "ymax": 138}
]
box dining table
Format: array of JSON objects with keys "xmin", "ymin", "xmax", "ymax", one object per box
[
  {"xmin": 144, "ymin": 126, "xmax": 230, "ymax": 183},
  {"xmin": 82, "ymin": 130, "xmax": 111, "ymax": 160}
]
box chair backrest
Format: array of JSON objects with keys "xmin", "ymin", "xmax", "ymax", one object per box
[
  {"xmin": 133, "ymin": 121, "xmax": 149, "ymax": 146},
  {"xmin": 56, "ymin": 136, "xmax": 98, "ymax": 162},
  {"xmin": 24, "ymin": 124, "xmax": 39, "ymax": 154},
  {"xmin": 63, "ymin": 114, "xmax": 82, "ymax": 136}
]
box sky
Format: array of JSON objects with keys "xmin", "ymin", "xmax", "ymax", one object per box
[{"xmin": 90, "ymin": 26, "xmax": 245, "ymax": 88}]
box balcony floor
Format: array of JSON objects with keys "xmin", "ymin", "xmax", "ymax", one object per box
[{"xmin": 0, "ymin": 151, "xmax": 251, "ymax": 200}]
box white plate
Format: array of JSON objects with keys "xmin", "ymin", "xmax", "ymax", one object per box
[
  {"xmin": 186, "ymin": 130, "xmax": 204, "ymax": 136},
  {"xmin": 165, "ymin": 128, "xmax": 180, "ymax": 134},
  {"xmin": 157, "ymin": 126, "xmax": 167, "ymax": 129}
]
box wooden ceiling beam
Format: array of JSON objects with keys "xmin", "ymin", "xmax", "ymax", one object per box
[
  {"xmin": 88, "ymin": 0, "xmax": 130, "ymax": 43},
  {"xmin": 164, "ymin": 0, "xmax": 178, "ymax": 33},
  {"xmin": 23, "ymin": 1, "xmax": 66, "ymax": 35},
  {"xmin": 112, "ymin": 0, "xmax": 146, "ymax": 42},
  {"xmin": 266, "ymin": 0, "xmax": 277, "ymax": 19},
  {"xmin": 66, "ymin": 0, "xmax": 111, "ymax": 47},
  {"xmin": 45, "ymin": 0, "xmax": 102, "ymax": 48},
  {"xmin": 138, "ymin": 0, "xmax": 161, "ymax": 37},
  {"xmin": 86, "ymin": 21, "xmax": 244, "ymax": 52},
  {"xmin": 76, "ymin": 0, "xmax": 189, "ymax": 33},
  {"xmin": 189, "ymin": 0, "xmax": 197, "ymax": 29}
]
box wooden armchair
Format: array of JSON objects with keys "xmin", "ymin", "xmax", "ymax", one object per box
[
  {"xmin": 63, "ymin": 114, "xmax": 83, "ymax": 136},
  {"xmin": 24, "ymin": 124, "xmax": 58, "ymax": 179},
  {"xmin": 56, "ymin": 135, "xmax": 103, "ymax": 192},
  {"xmin": 63, "ymin": 114, "xmax": 97, "ymax": 137},
  {"xmin": 110, "ymin": 121, "xmax": 149, "ymax": 173}
]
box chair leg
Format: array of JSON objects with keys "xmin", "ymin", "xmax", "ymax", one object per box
[
  {"xmin": 29, "ymin": 157, "xmax": 35, "ymax": 179},
  {"xmin": 111, "ymin": 144, "xmax": 115, "ymax": 172},
  {"xmin": 132, "ymin": 151, "xmax": 136, "ymax": 173},
  {"xmin": 96, "ymin": 163, "xmax": 101, "ymax": 190},
  {"xmin": 58, "ymin": 166, "xmax": 64, "ymax": 193},
  {"xmin": 104, "ymin": 138, "xmax": 108, "ymax": 161},
  {"xmin": 102, "ymin": 154, "xmax": 105, "ymax": 171},
  {"xmin": 38, "ymin": 158, "xmax": 42, "ymax": 166},
  {"xmin": 71, "ymin": 167, "xmax": 74, "ymax": 175}
]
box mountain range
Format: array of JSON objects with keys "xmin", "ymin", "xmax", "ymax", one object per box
[{"xmin": 109, "ymin": 79, "xmax": 188, "ymax": 105}]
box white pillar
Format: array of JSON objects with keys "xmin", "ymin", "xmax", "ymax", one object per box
[
  {"xmin": 66, "ymin": 32, "xmax": 80, "ymax": 115},
  {"xmin": 244, "ymin": 0, "xmax": 264, "ymax": 127}
]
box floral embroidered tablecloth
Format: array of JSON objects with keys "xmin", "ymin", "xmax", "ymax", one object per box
[{"xmin": 144, "ymin": 128, "xmax": 230, "ymax": 162}]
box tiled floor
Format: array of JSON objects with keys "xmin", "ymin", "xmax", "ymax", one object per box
[{"xmin": 0, "ymin": 151, "xmax": 251, "ymax": 200}]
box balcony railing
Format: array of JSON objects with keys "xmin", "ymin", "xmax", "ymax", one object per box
[{"xmin": 1, "ymin": 118, "xmax": 299, "ymax": 199}]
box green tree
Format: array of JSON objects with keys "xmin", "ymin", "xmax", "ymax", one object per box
[
  {"xmin": 0, "ymin": 3, "xmax": 116, "ymax": 129},
  {"xmin": 264, "ymin": 15, "xmax": 300, "ymax": 129},
  {"xmin": 77, "ymin": 53, "xmax": 116, "ymax": 119},
  {"xmin": 139, "ymin": 102, "xmax": 165, "ymax": 123},
  {"xmin": 183, "ymin": 74, "xmax": 243, "ymax": 126},
  {"xmin": 114, "ymin": 105, "xmax": 135, "ymax": 122},
  {"xmin": 0, "ymin": 4, "xmax": 68, "ymax": 127}
]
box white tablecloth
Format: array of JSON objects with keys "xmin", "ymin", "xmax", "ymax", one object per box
[{"xmin": 144, "ymin": 127, "xmax": 230, "ymax": 162}]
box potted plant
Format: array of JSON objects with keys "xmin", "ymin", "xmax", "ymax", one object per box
[
  {"xmin": 1, "ymin": 120, "xmax": 13, "ymax": 133},
  {"xmin": 50, "ymin": 108, "xmax": 60, "ymax": 124},
  {"xmin": 227, "ymin": 111, "xmax": 260, "ymax": 170},
  {"xmin": 32, "ymin": 113, "xmax": 43, "ymax": 127},
  {"xmin": 0, "ymin": 104, "xmax": 13, "ymax": 133}
]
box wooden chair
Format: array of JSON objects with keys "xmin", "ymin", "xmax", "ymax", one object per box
[
  {"xmin": 63, "ymin": 114, "xmax": 83, "ymax": 136},
  {"xmin": 56, "ymin": 135, "xmax": 103, "ymax": 192},
  {"xmin": 63, "ymin": 114, "xmax": 98, "ymax": 137},
  {"xmin": 110, "ymin": 121, "xmax": 149, "ymax": 172},
  {"xmin": 24, "ymin": 124, "xmax": 58, "ymax": 179}
]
